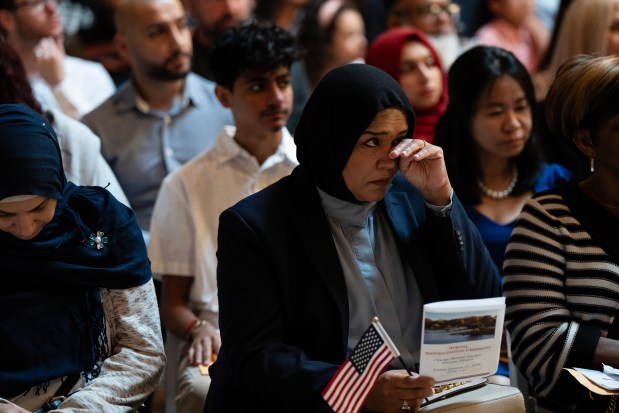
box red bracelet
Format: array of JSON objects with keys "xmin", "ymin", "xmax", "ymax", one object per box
[{"xmin": 185, "ymin": 319, "xmax": 200, "ymax": 333}]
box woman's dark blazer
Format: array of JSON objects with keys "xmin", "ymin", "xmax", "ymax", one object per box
[{"xmin": 205, "ymin": 166, "xmax": 501, "ymax": 413}]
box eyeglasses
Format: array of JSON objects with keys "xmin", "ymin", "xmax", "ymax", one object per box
[
  {"xmin": 11, "ymin": 0, "xmax": 56, "ymax": 12},
  {"xmin": 397, "ymin": 2, "xmax": 461, "ymax": 19}
]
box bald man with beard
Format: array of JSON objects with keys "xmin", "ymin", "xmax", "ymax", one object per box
[{"xmin": 83, "ymin": 0, "xmax": 233, "ymax": 243}]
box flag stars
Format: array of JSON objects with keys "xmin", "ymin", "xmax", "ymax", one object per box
[{"xmin": 351, "ymin": 327, "xmax": 384, "ymax": 374}]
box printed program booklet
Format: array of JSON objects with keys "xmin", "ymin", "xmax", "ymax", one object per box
[{"xmin": 418, "ymin": 297, "xmax": 506, "ymax": 385}]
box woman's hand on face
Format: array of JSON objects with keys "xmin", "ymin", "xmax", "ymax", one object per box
[
  {"xmin": 389, "ymin": 139, "xmax": 452, "ymax": 206},
  {"xmin": 0, "ymin": 401, "xmax": 30, "ymax": 413},
  {"xmin": 187, "ymin": 322, "xmax": 221, "ymax": 366},
  {"xmin": 363, "ymin": 370, "xmax": 435, "ymax": 412}
]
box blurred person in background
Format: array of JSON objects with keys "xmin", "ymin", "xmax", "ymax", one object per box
[
  {"xmin": 475, "ymin": 0, "xmax": 549, "ymax": 72},
  {"xmin": 533, "ymin": 0, "xmax": 619, "ymax": 101},
  {"xmin": 534, "ymin": 0, "xmax": 572, "ymax": 76},
  {"xmin": 533, "ymin": 0, "xmax": 619, "ymax": 178},
  {"xmin": 64, "ymin": 0, "xmax": 132, "ymax": 86},
  {"xmin": 187, "ymin": 0, "xmax": 255, "ymax": 80},
  {"xmin": 0, "ymin": 0, "xmax": 116, "ymax": 118},
  {"xmin": 366, "ymin": 26, "xmax": 447, "ymax": 143},
  {"xmin": 386, "ymin": 0, "xmax": 471, "ymax": 69},
  {"xmin": 289, "ymin": 0, "xmax": 366, "ymax": 130},
  {"xmin": 254, "ymin": 0, "xmax": 309, "ymax": 35}
]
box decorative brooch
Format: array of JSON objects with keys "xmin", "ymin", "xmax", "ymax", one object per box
[{"xmin": 88, "ymin": 231, "xmax": 108, "ymax": 250}]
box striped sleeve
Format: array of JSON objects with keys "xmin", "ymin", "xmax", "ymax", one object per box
[{"xmin": 503, "ymin": 193, "xmax": 618, "ymax": 405}]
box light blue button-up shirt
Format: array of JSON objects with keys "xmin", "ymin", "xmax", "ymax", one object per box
[{"xmin": 83, "ymin": 73, "xmax": 234, "ymax": 236}]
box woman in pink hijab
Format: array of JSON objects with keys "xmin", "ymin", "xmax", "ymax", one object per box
[{"xmin": 366, "ymin": 27, "xmax": 447, "ymax": 143}]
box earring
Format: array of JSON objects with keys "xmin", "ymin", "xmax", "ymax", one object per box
[{"xmin": 590, "ymin": 157, "xmax": 595, "ymax": 173}]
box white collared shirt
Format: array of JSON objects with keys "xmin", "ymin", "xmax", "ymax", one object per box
[{"xmin": 148, "ymin": 126, "xmax": 298, "ymax": 322}]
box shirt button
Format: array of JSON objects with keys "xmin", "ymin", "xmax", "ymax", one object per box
[
  {"xmin": 165, "ymin": 147, "xmax": 174, "ymax": 157},
  {"xmin": 164, "ymin": 116, "xmax": 172, "ymax": 125}
]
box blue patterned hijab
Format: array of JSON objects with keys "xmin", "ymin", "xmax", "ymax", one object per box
[{"xmin": 0, "ymin": 104, "xmax": 151, "ymax": 397}]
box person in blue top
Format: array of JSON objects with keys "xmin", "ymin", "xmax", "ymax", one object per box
[{"xmin": 434, "ymin": 45, "xmax": 572, "ymax": 378}]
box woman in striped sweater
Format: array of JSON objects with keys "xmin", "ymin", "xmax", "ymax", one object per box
[{"xmin": 504, "ymin": 54, "xmax": 619, "ymax": 412}]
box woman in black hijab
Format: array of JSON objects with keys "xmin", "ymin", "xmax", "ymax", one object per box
[
  {"xmin": 0, "ymin": 104, "xmax": 165, "ymax": 412},
  {"xmin": 205, "ymin": 64, "xmax": 500, "ymax": 412}
]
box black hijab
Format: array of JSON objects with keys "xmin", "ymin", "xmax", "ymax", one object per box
[
  {"xmin": 294, "ymin": 64, "xmax": 416, "ymax": 203},
  {"xmin": 0, "ymin": 104, "xmax": 151, "ymax": 397}
]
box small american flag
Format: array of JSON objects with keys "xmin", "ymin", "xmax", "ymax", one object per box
[{"xmin": 322, "ymin": 318, "xmax": 400, "ymax": 413}]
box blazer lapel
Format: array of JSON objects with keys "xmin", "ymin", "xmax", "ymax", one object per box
[
  {"xmin": 382, "ymin": 190, "xmax": 417, "ymax": 242},
  {"xmin": 383, "ymin": 185, "xmax": 440, "ymax": 302}
]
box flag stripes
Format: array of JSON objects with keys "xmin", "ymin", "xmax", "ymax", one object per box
[{"xmin": 322, "ymin": 320, "xmax": 398, "ymax": 413}]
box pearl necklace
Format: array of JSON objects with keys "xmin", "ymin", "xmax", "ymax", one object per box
[{"xmin": 477, "ymin": 166, "xmax": 519, "ymax": 200}]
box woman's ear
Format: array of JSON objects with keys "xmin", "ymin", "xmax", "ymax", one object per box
[{"xmin": 572, "ymin": 129, "xmax": 594, "ymax": 157}]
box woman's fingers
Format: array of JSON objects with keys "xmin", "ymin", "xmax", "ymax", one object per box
[{"xmin": 389, "ymin": 139, "xmax": 427, "ymax": 159}]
